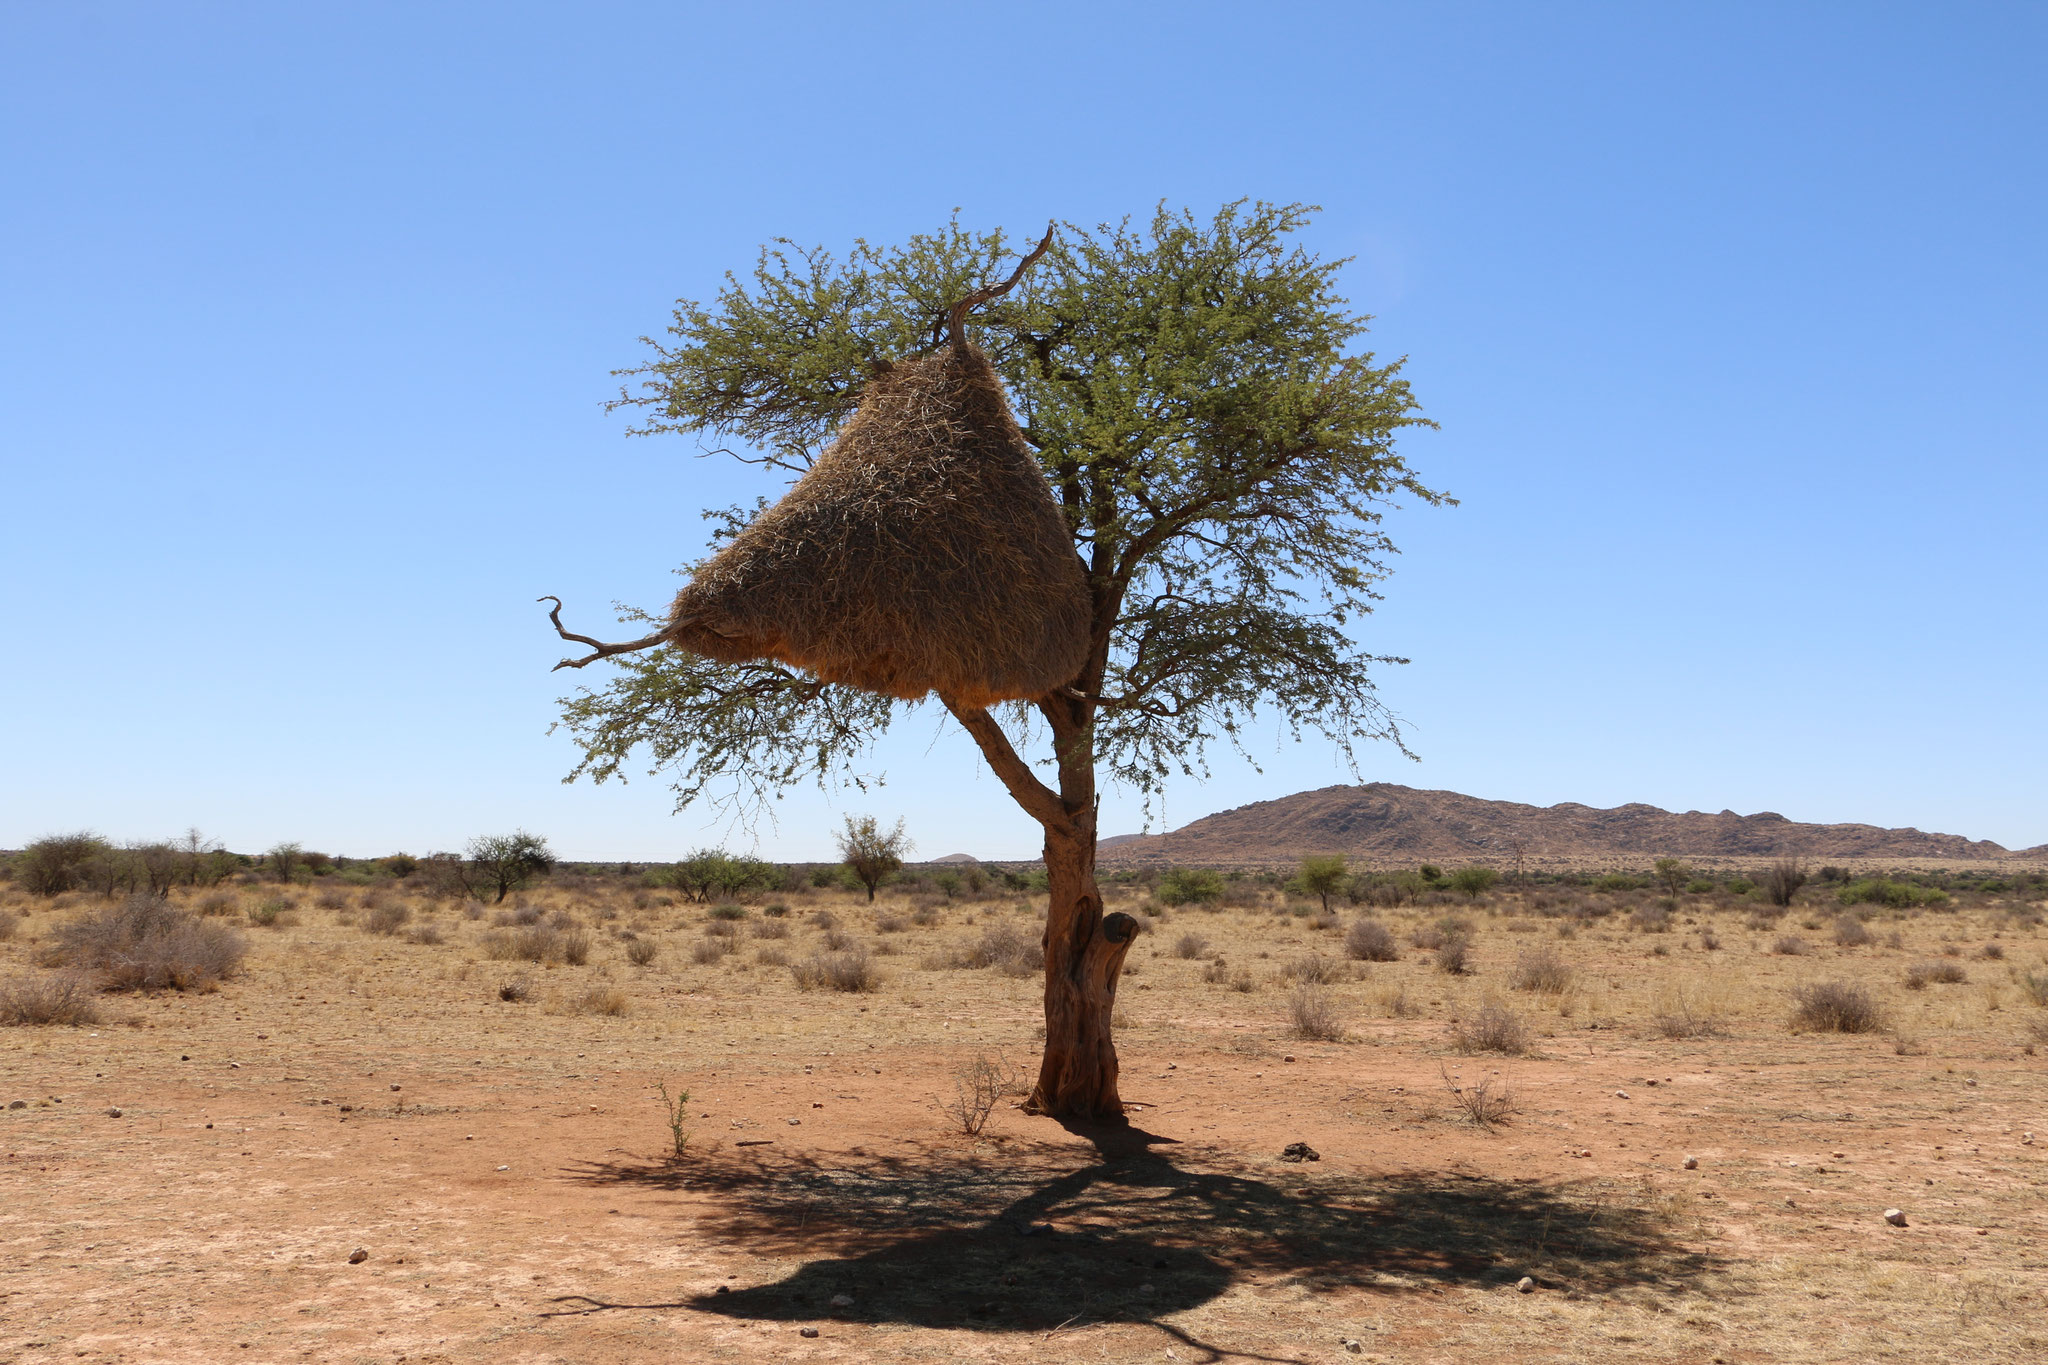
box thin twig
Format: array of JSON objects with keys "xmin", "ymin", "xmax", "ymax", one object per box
[{"xmin": 538, "ymin": 595, "xmax": 671, "ymax": 671}]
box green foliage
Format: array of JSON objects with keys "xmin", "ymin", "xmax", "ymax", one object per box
[
  {"xmin": 1726, "ymin": 877, "xmax": 1756, "ymax": 896},
  {"xmin": 1155, "ymin": 868, "xmax": 1226, "ymax": 907},
  {"xmin": 554, "ymin": 201, "xmax": 1442, "ymax": 820},
  {"xmin": 1592, "ymin": 873, "xmax": 1643, "ymax": 893},
  {"xmin": 1683, "ymin": 878, "xmax": 1716, "ymax": 895},
  {"xmin": 1652, "ymin": 858, "xmax": 1689, "ymax": 895},
  {"xmin": 1288, "ymin": 855, "xmax": 1350, "ymax": 913},
  {"xmin": 464, "ymin": 831, "xmax": 557, "ymax": 904},
  {"xmin": 1837, "ymin": 878, "xmax": 1950, "ymax": 909},
  {"xmin": 669, "ymin": 848, "xmax": 779, "ymax": 903},
  {"xmin": 1448, "ymin": 866, "xmax": 1500, "ymax": 899},
  {"xmin": 1417, "ymin": 865, "xmax": 1443, "ymax": 884},
  {"xmin": 837, "ymin": 814, "xmax": 909, "ymax": 902},
  {"xmin": 655, "ymin": 1080, "xmax": 691, "ymax": 1162}
]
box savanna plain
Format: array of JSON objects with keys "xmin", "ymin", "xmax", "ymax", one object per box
[{"xmin": 5, "ymin": 858, "xmax": 2046, "ymax": 1364}]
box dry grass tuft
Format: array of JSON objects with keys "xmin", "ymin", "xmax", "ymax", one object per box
[
  {"xmin": 1450, "ymin": 1000, "xmax": 1531, "ymax": 1055},
  {"xmin": 792, "ymin": 948, "xmax": 880, "ymax": 993},
  {"xmin": 1279, "ymin": 953, "xmax": 1344, "ymax": 986},
  {"xmin": 1833, "ymin": 915, "xmax": 1874, "ymax": 947},
  {"xmin": 625, "ymin": 938, "xmax": 659, "ymax": 966},
  {"xmin": 364, "ymin": 902, "xmax": 411, "ymax": 936},
  {"xmin": 569, "ymin": 985, "xmax": 630, "ymax": 1017},
  {"xmin": 1509, "ymin": 946, "xmax": 1573, "ymax": 994},
  {"xmin": 1773, "ymin": 934, "xmax": 1813, "ymax": 956},
  {"xmin": 1904, "ymin": 959, "xmax": 1967, "ymax": 989},
  {"xmin": 1790, "ymin": 980, "xmax": 1883, "ymax": 1033},
  {"xmin": 1172, "ymin": 931, "xmax": 1210, "ymax": 960},
  {"xmin": 0, "ymin": 971, "xmax": 102, "ymax": 1026}
]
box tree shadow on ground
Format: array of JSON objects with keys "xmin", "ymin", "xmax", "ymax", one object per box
[{"xmin": 561, "ymin": 1118, "xmax": 1718, "ymax": 1355}]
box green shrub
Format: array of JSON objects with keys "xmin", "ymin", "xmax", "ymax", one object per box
[
  {"xmin": 1155, "ymin": 868, "xmax": 1225, "ymax": 907},
  {"xmin": 1592, "ymin": 874, "xmax": 1641, "ymax": 893},
  {"xmin": 45, "ymin": 895, "xmax": 246, "ymax": 992},
  {"xmin": 1448, "ymin": 866, "xmax": 1500, "ymax": 898},
  {"xmin": 1838, "ymin": 879, "xmax": 1949, "ymax": 909},
  {"xmin": 1726, "ymin": 877, "xmax": 1756, "ymax": 896},
  {"xmin": 1683, "ymin": 878, "xmax": 1716, "ymax": 895}
]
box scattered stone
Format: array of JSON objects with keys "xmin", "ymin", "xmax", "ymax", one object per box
[
  {"xmin": 1516, "ymin": 1276, "xmax": 1535, "ymax": 1293},
  {"xmin": 347, "ymin": 1248, "xmax": 369, "ymax": 1264},
  {"xmin": 1341, "ymin": 1339, "xmax": 1363, "ymax": 1354},
  {"xmin": 496, "ymin": 1165, "xmax": 510, "ymax": 1171},
  {"xmin": 1279, "ymin": 1142, "xmax": 1320, "ymax": 1163},
  {"xmin": 1884, "ymin": 1208, "xmax": 1908, "ymax": 1227},
  {"xmin": 1283, "ymin": 1055, "xmax": 1296, "ymax": 1063},
  {"xmin": 390, "ymin": 1084, "xmax": 401, "ymax": 1092},
  {"xmin": 2024, "ymin": 1133, "xmax": 2036, "ymax": 1146},
  {"xmin": 799, "ymin": 1327, "xmax": 820, "ymax": 1338},
  {"xmin": 1615, "ymin": 1090, "xmax": 1629, "ymax": 1099},
  {"xmin": 107, "ymin": 1107, "xmax": 123, "ymax": 1118},
  {"xmin": 787, "ymin": 1118, "xmax": 801, "ymax": 1126},
  {"xmin": 812, "ymin": 1102, "xmax": 823, "ymax": 1108},
  {"xmin": 1682, "ymin": 1156, "xmax": 1699, "ymax": 1170},
  {"xmin": 829, "ymin": 1293, "xmax": 854, "ymax": 1307},
  {"xmin": 7, "ymin": 1100, "xmax": 24, "ymax": 1110}
]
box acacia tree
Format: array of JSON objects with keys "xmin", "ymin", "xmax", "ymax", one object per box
[
  {"xmin": 837, "ymin": 815, "xmax": 909, "ymax": 902},
  {"xmin": 464, "ymin": 831, "xmax": 557, "ymax": 903},
  {"xmin": 554, "ymin": 202, "xmax": 1444, "ymax": 1118}
]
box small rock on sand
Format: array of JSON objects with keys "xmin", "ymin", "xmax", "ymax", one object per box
[
  {"xmin": 347, "ymin": 1248, "xmax": 368, "ymax": 1264},
  {"xmin": 1516, "ymin": 1276, "xmax": 1534, "ymax": 1293},
  {"xmin": 1682, "ymin": 1156, "xmax": 1699, "ymax": 1169},
  {"xmin": 799, "ymin": 1327, "xmax": 820, "ymax": 1338},
  {"xmin": 1884, "ymin": 1209, "xmax": 1908, "ymax": 1227}
]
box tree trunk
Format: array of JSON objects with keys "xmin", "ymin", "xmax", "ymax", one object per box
[
  {"xmin": 1025, "ymin": 814, "xmax": 1137, "ymax": 1118},
  {"xmin": 943, "ymin": 696, "xmax": 1133, "ymax": 1121}
]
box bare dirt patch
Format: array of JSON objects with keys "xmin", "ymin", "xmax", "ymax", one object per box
[{"xmin": 3, "ymin": 875, "xmax": 2045, "ymax": 1362}]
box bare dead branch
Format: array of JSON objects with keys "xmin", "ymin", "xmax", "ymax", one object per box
[
  {"xmin": 946, "ymin": 222, "xmax": 1056, "ymax": 351},
  {"xmin": 538, "ymin": 596, "xmax": 671, "ymax": 671}
]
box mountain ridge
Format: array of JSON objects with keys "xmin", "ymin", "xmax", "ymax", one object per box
[{"xmin": 1098, "ymin": 783, "xmax": 2022, "ymax": 865}]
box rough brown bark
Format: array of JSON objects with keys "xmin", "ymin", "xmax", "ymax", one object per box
[
  {"xmin": 1026, "ymin": 815, "xmax": 1136, "ymax": 1117},
  {"xmin": 944, "ymin": 695, "xmax": 1131, "ymax": 1120}
]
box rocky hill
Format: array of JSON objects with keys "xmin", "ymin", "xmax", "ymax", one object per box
[{"xmin": 1099, "ymin": 783, "xmax": 2017, "ymax": 866}]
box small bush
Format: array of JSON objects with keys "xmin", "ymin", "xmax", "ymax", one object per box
[
  {"xmin": 1286, "ymin": 984, "xmax": 1348, "ymax": 1041},
  {"xmin": 405, "ymin": 924, "xmax": 444, "ymax": 946},
  {"xmin": 1977, "ymin": 942, "xmax": 2004, "ymax": 961},
  {"xmin": 792, "ymin": 948, "xmax": 880, "ymax": 993},
  {"xmin": 1441, "ymin": 1063, "xmax": 1516, "ymax": 1127},
  {"xmin": 691, "ymin": 938, "xmax": 730, "ymax": 965},
  {"xmin": 1435, "ymin": 937, "xmax": 1473, "ymax": 976},
  {"xmin": 1172, "ymin": 932, "xmax": 1209, "ymax": 960},
  {"xmin": 364, "ymin": 902, "xmax": 412, "ymax": 936},
  {"xmin": 708, "ymin": 902, "xmax": 748, "ymax": 921},
  {"xmin": 1200, "ymin": 958, "xmax": 1232, "ymax": 984},
  {"xmin": 1790, "ymin": 980, "xmax": 1883, "ymax": 1033},
  {"xmin": 763, "ymin": 901, "xmax": 790, "ymax": 917},
  {"xmin": 196, "ymin": 891, "xmax": 239, "ymax": 917},
  {"xmin": 962, "ymin": 923, "xmax": 1044, "ymax": 977},
  {"xmin": 1344, "ymin": 919, "xmax": 1399, "ymax": 962},
  {"xmin": 0, "ymin": 972, "xmax": 102, "ymax": 1026},
  {"xmin": 484, "ymin": 924, "xmax": 588, "ymax": 966},
  {"xmin": 625, "ymin": 938, "xmax": 659, "ymax": 966},
  {"xmin": 875, "ymin": 914, "xmax": 908, "ymax": 933},
  {"xmin": 245, "ymin": 897, "xmax": 291, "ymax": 928},
  {"xmin": 560, "ymin": 930, "xmax": 590, "ymax": 965},
  {"xmin": 1509, "ymin": 947, "xmax": 1573, "ymax": 994},
  {"xmin": 1904, "ymin": 959, "xmax": 1967, "ymax": 989},
  {"xmin": 2020, "ymin": 971, "xmax": 2048, "ymax": 1007},
  {"xmin": 944, "ymin": 1053, "xmax": 1021, "ymax": 1136},
  {"xmin": 756, "ymin": 946, "xmax": 789, "ymax": 967},
  {"xmin": 1155, "ymin": 868, "xmax": 1226, "ymax": 907},
  {"xmin": 1451, "ymin": 1000, "xmax": 1531, "ymax": 1055},
  {"xmin": 751, "ymin": 918, "xmax": 790, "ymax": 940},
  {"xmin": 1772, "ymin": 935, "xmax": 1812, "ymax": 956},
  {"xmin": 704, "ymin": 918, "xmax": 742, "ymax": 940},
  {"xmin": 45, "ymin": 895, "xmax": 246, "ymax": 992},
  {"xmin": 498, "ymin": 975, "xmax": 533, "ymax": 1002},
  {"xmin": 1832, "ymin": 915, "xmax": 1874, "ymax": 947}
]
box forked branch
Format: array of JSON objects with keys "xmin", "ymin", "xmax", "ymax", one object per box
[
  {"xmin": 538, "ymin": 596, "xmax": 670, "ymax": 671},
  {"xmin": 942, "ymin": 222, "xmax": 1056, "ymax": 350}
]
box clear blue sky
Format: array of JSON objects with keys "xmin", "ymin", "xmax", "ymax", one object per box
[{"xmin": 4, "ymin": 2, "xmax": 2043, "ymax": 861}]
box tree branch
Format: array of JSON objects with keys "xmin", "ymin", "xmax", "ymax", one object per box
[
  {"xmin": 944, "ymin": 222, "xmax": 1055, "ymax": 350},
  {"xmin": 538, "ymin": 596, "xmax": 672, "ymax": 672},
  {"xmin": 943, "ymin": 699, "xmax": 1071, "ymax": 828}
]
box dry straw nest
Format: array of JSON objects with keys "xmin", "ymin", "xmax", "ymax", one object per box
[
  {"xmin": 665, "ymin": 340, "xmax": 1090, "ymax": 705},
  {"xmin": 548, "ymin": 226, "xmax": 1091, "ymax": 706}
]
